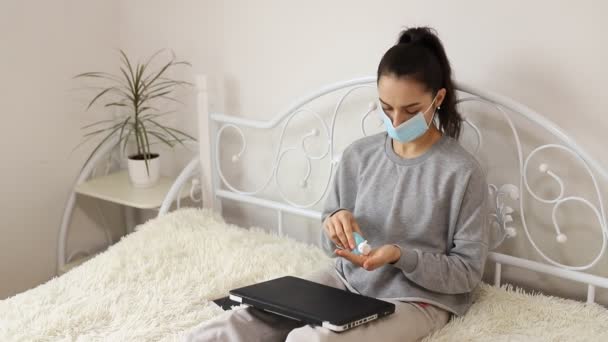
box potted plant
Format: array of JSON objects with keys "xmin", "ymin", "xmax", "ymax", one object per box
[{"xmin": 75, "ymin": 50, "xmax": 194, "ymax": 187}]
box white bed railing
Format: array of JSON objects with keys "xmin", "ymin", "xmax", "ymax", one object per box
[{"xmin": 160, "ymin": 74, "xmax": 608, "ymax": 304}]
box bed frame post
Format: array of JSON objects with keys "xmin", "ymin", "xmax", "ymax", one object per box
[
  {"xmin": 197, "ymin": 74, "xmax": 222, "ymax": 214},
  {"xmin": 494, "ymin": 262, "xmax": 502, "ymax": 287},
  {"xmin": 587, "ymin": 284, "xmax": 596, "ymax": 304},
  {"xmin": 277, "ymin": 210, "xmax": 284, "ymax": 236}
]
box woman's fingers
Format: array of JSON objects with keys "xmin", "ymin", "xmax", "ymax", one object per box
[
  {"xmin": 337, "ymin": 215, "xmax": 355, "ymax": 250},
  {"xmin": 335, "ymin": 224, "xmax": 350, "ymax": 251},
  {"xmin": 335, "ymin": 246, "xmax": 386, "ymax": 271},
  {"xmin": 352, "ymin": 219, "xmax": 362, "ymax": 234},
  {"xmin": 324, "ymin": 210, "xmax": 363, "ymax": 251},
  {"xmin": 363, "ymin": 245, "xmax": 396, "ymax": 270},
  {"xmin": 362, "ymin": 255, "xmax": 380, "ymax": 270},
  {"xmin": 334, "ymin": 249, "xmax": 366, "ymax": 267},
  {"xmin": 325, "ymin": 221, "xmax": 342, "ymax": 248}
]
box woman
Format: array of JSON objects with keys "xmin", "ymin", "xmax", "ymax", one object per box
[{"xmin": 185, "ymin": 27, "xmax": 490, "ymax": 342}]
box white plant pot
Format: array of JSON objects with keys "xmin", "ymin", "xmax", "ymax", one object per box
[{"xmin": 127, "ymin": 153, "xmax": 160, "ymax": 188}]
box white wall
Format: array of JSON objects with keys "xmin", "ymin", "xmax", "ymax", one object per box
[{"xmin": 0, "ymin": 0, "xmax": 124, "ymax": 298}]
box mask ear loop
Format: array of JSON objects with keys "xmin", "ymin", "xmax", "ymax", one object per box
[
  {"xmin": 430, "ymin": 105, "xmax": 440, "ymax": 127},
  {"xmin": 426, "ymin": 94, "xmax": 440, "ymax": 128}
]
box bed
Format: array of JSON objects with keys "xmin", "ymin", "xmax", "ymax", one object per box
[{"xmin": 1, "ymin": 75, "xmax": 608, "ymax": 341}]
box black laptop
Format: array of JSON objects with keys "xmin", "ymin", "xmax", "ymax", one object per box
[{"xmin": 228, "ymin": 275, "xmax": 395, "ymax": 332}]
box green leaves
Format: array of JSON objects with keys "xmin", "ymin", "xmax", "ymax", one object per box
[{"xmin": 74, "ymin": 49, "xmax": 195, "ymax": 167}]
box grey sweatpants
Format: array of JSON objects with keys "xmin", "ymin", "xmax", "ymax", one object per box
[{"xmin": 184, "ymin": 265, "xmax": 451, "ymax": 342}]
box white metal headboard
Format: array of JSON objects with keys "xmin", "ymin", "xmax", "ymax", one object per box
[{"xmin": 192, "ymin": 74, "xmax": 608, "ymax": 304}]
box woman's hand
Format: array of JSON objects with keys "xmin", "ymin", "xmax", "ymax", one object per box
[
  {"xmin": 335, "ymin": 244, "xmax": 401, "ymax": 271},
  {"xmin": 322, "ymin": 210, "xmax": 362, "ymax": 250}
]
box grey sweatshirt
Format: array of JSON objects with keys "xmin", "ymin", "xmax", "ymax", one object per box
[{"xmin": 321, "ymin": 132, "xmax": 490, "ymax": 316}]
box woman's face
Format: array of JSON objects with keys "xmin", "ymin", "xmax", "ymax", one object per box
[{"xmin": 377, "ymin": 74, "xmax": 445, "ymax": 128}]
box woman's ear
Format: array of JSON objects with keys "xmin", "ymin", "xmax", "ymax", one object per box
[{"xmin": 435, "ymin": 88, "xmax": 447, "ymax": 109}]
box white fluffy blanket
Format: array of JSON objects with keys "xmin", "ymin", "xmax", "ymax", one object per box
[{"xmin": 1, "ymin": 209, "xmax": 607, "ymax": 341}]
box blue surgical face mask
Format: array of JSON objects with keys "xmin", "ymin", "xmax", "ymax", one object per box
[{"xmin": 377, "ymin": 96, "xmax": 438, "ymax": 143}]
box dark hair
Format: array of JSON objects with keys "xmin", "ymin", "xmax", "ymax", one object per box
[{"xmin": 377, "ymin": 27, "xmax": 462, "ymax": 139}]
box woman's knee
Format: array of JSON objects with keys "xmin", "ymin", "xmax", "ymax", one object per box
[{"xmin": 285, "ymin": 325, "xmax": 333, "ymax": 342}]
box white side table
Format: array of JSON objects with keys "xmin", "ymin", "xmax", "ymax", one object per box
[
  {"xmin": 58, "ymin": 170, "xmax": 188, "ymax": 275},
  {"xmin": 75, "ymin": 170, "xmax": 186, "ymax": 232}
]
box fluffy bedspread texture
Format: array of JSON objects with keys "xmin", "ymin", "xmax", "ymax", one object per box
[{"xmin": 1, "ymin": 208, "xmax": 607, "ymax": 341}]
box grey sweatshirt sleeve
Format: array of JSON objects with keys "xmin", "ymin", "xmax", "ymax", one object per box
[
  {"xmin": 320, "ymin": 147, "xmax": 358, "ymax": 256},
  {"xmin": 392, "ymin": 166, "xmax": 490, "ymax": 294}
]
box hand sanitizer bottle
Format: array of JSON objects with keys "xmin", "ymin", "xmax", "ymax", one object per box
[{"xmin": 352, "ymin": 232, "xmax": 371, "ymax": 256}]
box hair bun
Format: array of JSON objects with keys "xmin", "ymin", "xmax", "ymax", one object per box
[{"xmin": 397, "ymin": 27, "xmax": 437, "ymax": 47}]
